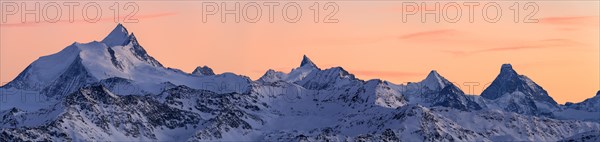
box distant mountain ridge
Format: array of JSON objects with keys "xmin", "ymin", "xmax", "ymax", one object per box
[{"xmin": 1, "ymin": 24, "xmax": 599, "ymax": 141}]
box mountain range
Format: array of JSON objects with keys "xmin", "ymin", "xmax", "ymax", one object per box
[{"xmin": 1, "ymin": 24, "xmax": 599, "ymax": 141}]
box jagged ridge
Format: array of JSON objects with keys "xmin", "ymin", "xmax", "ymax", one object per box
[{"xmin": 1, "ymin": 24, "xmax": 599, "ymax": 141}]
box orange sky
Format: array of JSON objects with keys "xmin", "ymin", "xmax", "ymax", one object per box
[{"xmin": 1, "ymin": 1, "xmax": 598, "ymax": 104}]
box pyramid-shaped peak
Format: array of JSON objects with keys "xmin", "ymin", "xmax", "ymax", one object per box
[
  {"xmin": 427, "ymin": 70, "xmax": 440, "ymax": 77},
  {"xmin": 102, "ymin": 23, "xmax": 131, "ymax": 47},
  {"xmin": 421, "ymin": 70, "xmax": 451, "ymax": 90},
  {"xmin": 482, "ymin": 63, "xmax": 558, "ymax": 106},
  {"xmin": 300, "ymin": 55, "xmax": 318, "ymax": 68},
  {"xmin": 424, "ymin": 70, "xmax": 445, "ymax": 81}
]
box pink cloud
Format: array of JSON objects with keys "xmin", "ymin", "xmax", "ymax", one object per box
[
  {"xmin": 539, "ymin": 16, "xmax": 599, "ymax": 26},
  {"xmin": 398, "ymin": 29, "xmax": 458, "ymax": 40},
  {"xmin": 443, "ymin": 38, "xmax": 583, "ymax": 57},
  {"xmin": 477, "ymin": 45, "xmax": 548, "ymax": 52}
]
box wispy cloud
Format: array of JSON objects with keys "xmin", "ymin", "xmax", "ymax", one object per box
[
  {"xmin": 305, "ymin": 36, "xmax": 393, "ymax": 47},
  {"xmin": 443, "ymin": 38, "xmax": 583, "ymax": 57},
  {"xmin": 0, "ymin": 12, "xmax": 177, "ymax": 28},
  {"xmin": 398, "ymin": 29, "xmax": 458, "ymax": 40},
  {"xmin": 477, "ymin": 45, "xmax": 549, "ymax": 52},
  {"xmin": 133, "ymin": 12, "xmax": 177, "ymax": 19},
  {"xmin": 539, "ymin": 16, "xmax": 599, "ymax": 26},
  {"xmin": 514, "ymin": 60, "xmax": 571, "ymax": 70},
  {"xmin": 291, "ymin": 29, "xmax": 459, "ymax": 48}
]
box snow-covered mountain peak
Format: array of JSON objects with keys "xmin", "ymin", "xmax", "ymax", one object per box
[
  {"xmin": 482, "ymin": 64, "xmax": 544, "ymax": 100},
  {"xmin": 295, "ymin": 66, "xmax": 360, "ymax": 90},
  {"xmin": 420, "ymin": 70, "xmax": 451, "ymax": 90},
  {"xmin": 481, "ymin": 63, "xmax": 559, "ymax": 115},
  {"xmin": 401, "ymin": 70, "xmax": 484, "ymax": 111},
  {"xmin": 257, "ymin": 69, "xmax": 287, "ymax": 83},
  {"xmin": 102, "ymin": 23, "xmax": 130, "ymax": 47},
  {"xmin": 300, "ymin": 55, "xmax": 318, "ymax": 69},
  {"xmin": 285, "ymin": 55, "xmax": 321, "ymax": 82},
  {"xmin": 191, "ymin": 66, "xmax": 215, "ymax": 76},
  {"xmin": 424, "ymin": 70, "xmax": 442, "ymax": 81},
  {"xmin": 5, "ymin": 25, "xmax": 600, "ymax": 141},
  {"xmin": 2, "ymin": 24, "xmax": 253, "ymax": 97}
]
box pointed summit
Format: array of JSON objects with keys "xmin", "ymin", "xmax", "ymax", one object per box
[
  {"xmin": 102, "ymin": 23, "xmax": 131, "ymax": 47},
  {"xmin": 482, "ymin": 64, "xmax": 530, "ymax": 100},
  {"xmin": 191, "ymin": 66, "xmax": 215, "ymax": 76},
  {"xmin": 410, "ymin": 70, "xmax": 483, "ymax": 111},
  {"xmin": 258, "ymin": 69, "xmax": 287, "ymax": 83},
  {"xmin": 286, "ymin": 55, "xmax": 320, "ymax": 82},
  {"xmin": 481, "ymin": 63, "xmax": 558, "ymax": 115},
  {"xmin": 300, "ymin": 55, "xmax": 318, "ymax": 68},
  {"xmin": 421, "ymin": 70, "xmax": 451, "ymax": 90},
  {"xmin": 489, "ymin": 63, "xmax": 521, "ymax": 87},
  {"xmin": 426, "ymin": 70, "xmax": 441, "ymax": 78}
]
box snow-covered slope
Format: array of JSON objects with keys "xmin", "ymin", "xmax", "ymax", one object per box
[
  {"xmin": 285, "ymin": 55, "xmax": 321, "ymax": 83},
  {"xmin": 3, "ymin": 84, "xmax": 598, "ymax": 141},
  {"xmin": 481, "ymin": 64, "xmax": 559, "ymax": 115},
  {"xmin": 2, "ymin": 24, "xmax": 250, "ymax": 99},
  {"xmin": 554, "ymin": 91, "xmax": 600, "ymax": 122},
  {"xmin": 2, "ymin": 24, "xmax": 599, "ymax": 141},
  {"xmin": 565, "ymin": 91, "xmax": 600, "ymax": 112},
  {"xmin": 1, "ymin": 85, "xmax": 205, "ymax": 141},
  {"xmin": 401, "ymin": 70, "xmax": 483, "ymax": 111},
  {"xmin": 559, "ymin": 130, "xmax": 600, "ymax": 142},
  {"xmin": 257, "ymin": 69, "xmax": 288, "ymax": 83}
]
